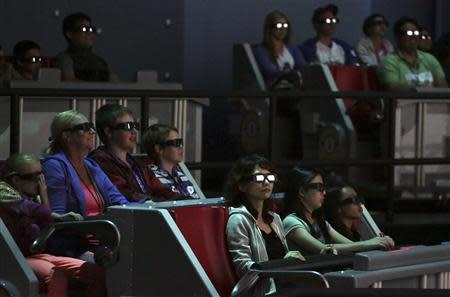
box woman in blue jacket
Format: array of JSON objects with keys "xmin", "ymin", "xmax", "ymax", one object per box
[
  {"xmin": 42, "ymin": 110, "xmax": 129, "ymax": 217},
  {"xmin": 254, "ymin": 10, "xmax": 306, "ymax": 87}
]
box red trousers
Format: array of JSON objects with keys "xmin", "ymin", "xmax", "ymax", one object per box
[{"xmin": 27, "ymin": 253, "xmax": 105, "ymax": 297}]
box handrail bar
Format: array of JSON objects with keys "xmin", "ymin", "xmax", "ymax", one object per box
[
  {"xmin": 185, "ymin": 157, "xmax": 450, "ymax": 170},
  {"xmin": 1, "ymin": 88, "xmax": 450, "ymax": 100}
]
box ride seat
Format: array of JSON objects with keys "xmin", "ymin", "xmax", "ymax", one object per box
[{"xmin": 171, "ymin": 206, "xmax": 237, "ymax": 297}]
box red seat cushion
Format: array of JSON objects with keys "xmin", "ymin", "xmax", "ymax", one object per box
[
  {"xmin": 329, "ymin": 65, "xmax": 380, "ymax": 141},
  {"xmin": 172, "ymin": 206, "xmax": 237, "ymax": 297}
]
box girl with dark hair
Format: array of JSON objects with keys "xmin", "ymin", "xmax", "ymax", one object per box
[
  {"xmin": 356, "ymin": 14, "xmax": 393, "ymax": 65},
  {"xmin": 254, "ymin": 10, "xmax": 305, "ymax": 87},
  {"xmin": 225, "ymin": 155, "xmax": 302, "ymax": 296},
  {"xmin": 283, "ymin": 167, "xmax": 394, "ymax": 255}
]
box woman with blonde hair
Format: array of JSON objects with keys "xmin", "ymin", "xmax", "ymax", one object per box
[{"xmin": 42, "ymin": 110, "xmax": 128, "ymax": 218}]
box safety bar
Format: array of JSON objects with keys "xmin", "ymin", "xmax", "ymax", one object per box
[
  {"xmin": 270, "ymin": 287, "xmax": 450, "ymax": 297},
  {"xmin": 231, "ymin": 269, "xmax": 329, "ymax": 297},
  {"xmin": 0, "ymin": 279, "xmax": 20, "ymax": 297},
  {"xmin": 30, "ymin": 219, "xmax": 120, "ymax": 267}
]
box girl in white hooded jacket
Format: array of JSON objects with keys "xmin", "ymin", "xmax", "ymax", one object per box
[{"xmin": 225, "ymin": 155, "xmax": 302, "ymax": 296}]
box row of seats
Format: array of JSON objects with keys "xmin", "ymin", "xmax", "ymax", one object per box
[{"xmin": 3, "ymin": 198, "xmax": 450, "ymax": 296}]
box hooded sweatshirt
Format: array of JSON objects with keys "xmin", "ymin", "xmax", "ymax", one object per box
[{"xmin": 226, "ymin": 205, "xmax": 288, "ymax": 296}]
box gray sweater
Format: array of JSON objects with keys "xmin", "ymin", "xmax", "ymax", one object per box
[{"xmin": 226, "ymin": 205, "xmax": 288, "ymax": 296}]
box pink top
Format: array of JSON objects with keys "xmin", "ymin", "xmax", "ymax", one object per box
[{"xmin": 81, "ymin": 182, "xmax": 104, "ymax": 216}]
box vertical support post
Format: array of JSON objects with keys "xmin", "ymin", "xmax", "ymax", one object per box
[
  {"xmin": 438, "ymin": 272, "xmax": 444, "ymax": 289},
  {"xmin": 386, "ymin": 98, "xmax": 397, "ymax": 223},
  {"xmin": 70, "ymin": 97, "xmax": 77, "ymax": 110},
  {"xmin": 173, "ymin": 98, "xmax": 187, "ymax": 144},
  {"xmin": 10, "ymin": 94, "xmax": 23, "ymax": 154},
  {"xmin": 141, "ymin": 96, "xmax": 149, "ymax": 132},
  {"xmin": 268, "ymin": 95, "xmax": 277, "ymax": 160},
  {"xmin": 420, "ymin": 274, "xmax": 427, "ymax": 289},
  {"xmin": 415, "ymin": 102, "xmax": 426, "ymax": 188},
  {"xmin": 90, "ymin": 98, "xmax": 98, "ymax": 147}
]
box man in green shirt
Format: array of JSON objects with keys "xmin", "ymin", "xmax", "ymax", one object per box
[{"xmin": 378, "ymin": 17, "xmax": 448, "ymax": 90}]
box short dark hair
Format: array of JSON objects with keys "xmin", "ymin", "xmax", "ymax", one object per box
[
  {"xmin": 362, "ymin": 14, "xmax": 388, "ymax": 36},
  {"xmin": 63, "ymin": 12, "xmax": 91, "ymax": 42},
  {"xmin": 95, "ymin": 104, "xmax": 134, "ymax": 144},
  {"xmin": 13, "ymin": 40, "xmax": 40, "ymax": 63},
  {"xmin": 393, "ymin": 17, "xmax": 419, "ymax": 37},
  {"xmin": 142, "ymin": 124, "xmax": 178, "ymax": 160},
  {"xmin": 312, "ymin": 4, "xmax": 338, "ymax": 24},
  {"xmin": 224, "ymin": 154, "xmax": 274, "ymax": 210}
]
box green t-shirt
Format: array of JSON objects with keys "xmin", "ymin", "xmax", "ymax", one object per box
[{"xmin": 377, "ymin": 50, "xmax": 446, "ymax": 88}]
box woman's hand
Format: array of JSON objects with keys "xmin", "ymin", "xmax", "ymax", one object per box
[
  {"xmin": 320, "ymin": 244, "xmax": 338, "ymax": 255},
  {"xmin": 284, "ymin": 250, "xmax": 306, "ymax": 261},
  {"xmin": 37, "ymin": 174, "xmax": 50, "ymax": 206},
  {"xmin": 366, "ymin": 235, "xmax": 395, "ymax": 250},
  {"xmin": 38, "ymin": 174, "xmax": 47, "ymax": 193},
  {"xmin": 52, "ymin": 212, "xmax": 84, "ymax": 222}
]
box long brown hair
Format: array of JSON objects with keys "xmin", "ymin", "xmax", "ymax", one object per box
[
  {"xmin": 284, "ymin": 166, "xmax": 331, "ymax": 243},
  {"xmin": 262, "ymin": 10, "xmax": 292, "ymax": 65}
]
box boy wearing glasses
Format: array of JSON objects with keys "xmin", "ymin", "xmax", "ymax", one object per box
[
  {"xmin": 141, "ymin": 123, "xmax": 201, "ymax": 200},
  {"xmin": 301, "ymin": 4, "xmax": 359, "ymax": 65},
  {"xmin": 56, "ymin": 12, "xmax": 118, "ymax": 82},
  {"xmin": 90, "ymin": 104, "xmax": 175, "ymax": 202}
]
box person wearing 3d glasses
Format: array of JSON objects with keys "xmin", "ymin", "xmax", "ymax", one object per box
[
  {"xmin": 0, "ymin": 153, "xmax": 106, "ymax": 297},
  {"xmin": 42, "ymin": 110, "xmax": 129, "ymax": 218},
  {"xmin": 282, "ymin": 167, "xmax": 394, "ymax": 256},
  {"xmin": 300, "ymin": 4, "xmax": 359, "ymax": 65},
  {"xmin": 56, "ymin": 12, "xmax": 119, "ymax": 82},
  {"xmin": 0, "ymin": 40, "xmax": 43, "ymax": 81},
  {"xmin": 225, "ymin": 155, "xmax": 304, "ymax": 297},
  {"xmin": 253, "ymin": 10, "xmax": 306, "ymax": 88},
  {"xmin": 356, "ymin": 14, "xmax": 394, "ymax": 66},
  {"xmin": 141, "ymin": 123, "xmax": 201, "ymax": 200},
  {"xmin": 89, "ymin": 104, "xmax": 174, "ymax": 202},
  {"xmin": 378, "ymin": 17, "xmax": 447, "ymax": 90},
  {"xmin": 324, "ymin": 183, "xmax": 376, "ymax": 242}
]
